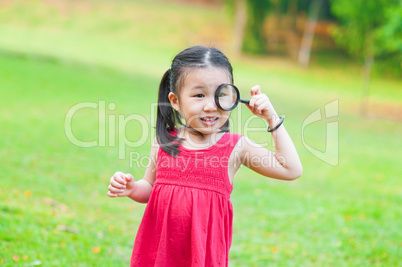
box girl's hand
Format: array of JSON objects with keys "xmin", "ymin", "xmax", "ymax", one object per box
[
  {"xmin": 107, "ymin": 172, "xmax": 135, "ymax": 198},
  {"xmin": 247, "ymin": 85, "xmax": 279, "ymax": 124}
]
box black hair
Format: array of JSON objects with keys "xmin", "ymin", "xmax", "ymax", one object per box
[{"xmin": 156, "ymin": 46, "xmax": 234, "ymax": 157}]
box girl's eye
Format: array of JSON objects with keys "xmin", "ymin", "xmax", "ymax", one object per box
[
  {"xmin": 219, "ymin": 93, "xmax": 227, "ymax": 97},
  {"xmin": 194, "ymin": 94, "xmax": 204, "ymax": 98}
]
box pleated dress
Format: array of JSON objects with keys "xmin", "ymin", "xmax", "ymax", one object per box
[{"xmin": 130, "ymin": 130, "xmax": 242, "ymax": 267}]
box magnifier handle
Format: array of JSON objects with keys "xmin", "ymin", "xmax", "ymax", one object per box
[{"xmin": 239, "ymin": 98, "xmax": 250, "ymax": 105}]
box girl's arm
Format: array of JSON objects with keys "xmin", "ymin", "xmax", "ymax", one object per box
[
  {"xmin": 240, "ymin": 86, "xmax": 303, "ymax": 180},
  {"xmin": 127, "ymin": 139, "xmax": 158, "ymax": 202},
  {"xmin": 107, "ymin": 138, "xmax": 159, "ymax": 203}
]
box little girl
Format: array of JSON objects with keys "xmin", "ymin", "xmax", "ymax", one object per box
[{"xmin": 107, "ymin": 46, "xmax": 302, "ymax": 266}]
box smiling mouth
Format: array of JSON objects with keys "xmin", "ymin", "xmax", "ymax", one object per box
[
  {"xmin": 200, "ymin": 117, "xmax": 218, "ymax": 122},
  {"xmin": 200, "ymin": 117, "xmax": 219, "ymax": 126}
]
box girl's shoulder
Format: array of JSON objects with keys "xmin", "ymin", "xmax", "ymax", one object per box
[
  {"xmin": 225, "ymin": 131, "xmax": 244, "ymax": 146},
  {"xmin": 230, "ymin": 134, "xmax": 260, "ymax": 157}
]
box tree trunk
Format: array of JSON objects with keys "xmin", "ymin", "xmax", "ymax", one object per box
[
  {"xmin": 232, "ymin": 0, "xmax": 247, "ymax": 56},
  {"xmin": 284, "ymin": 0, "xmax": 299, "ymax": 59},
  {"xmin": 360, "ymin": 52, "xmax": 374, "ymax": 118},
  {"xmin": 360, "ymin": 32, "xmax": 375, "ymax": 118},
  {"xmin": 298, "ymin": 0, "xmax": 322, "ymax": 68}
]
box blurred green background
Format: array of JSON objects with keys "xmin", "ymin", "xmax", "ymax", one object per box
[{"xmin": 0, "ymin": 0, "xmax": 401, "ymax": 266}]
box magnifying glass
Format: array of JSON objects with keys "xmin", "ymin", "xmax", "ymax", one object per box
[{"xmin": 214, "ymin": 84, "xmax": 250, "ymax": 111}]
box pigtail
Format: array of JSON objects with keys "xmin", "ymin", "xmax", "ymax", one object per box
[{"xmin": 156, "ymin": 69, "xmax": 182, "ymax": 157}]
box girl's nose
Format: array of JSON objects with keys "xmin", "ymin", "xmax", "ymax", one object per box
[{"xmin": 203, "ymin": 98, "xmax": 217, "ymax": 112}]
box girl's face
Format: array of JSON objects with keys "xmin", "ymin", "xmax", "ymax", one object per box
[{"xmin": 169, "ymin": 67, "xmax": 231, "ymax": 135}]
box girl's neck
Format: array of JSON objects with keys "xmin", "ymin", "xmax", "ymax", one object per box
[{"xmin": 178, "ymin": 127, "xmax": 225, "ymax": 150}]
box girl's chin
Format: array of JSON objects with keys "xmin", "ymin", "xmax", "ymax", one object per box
[
  {"xmin": 182, "ymin": 118, "xmax": 228, "ymax": 134},
  {"xmin": 187, "ymin": 124, "xmax": 223, "ymax": 134}
]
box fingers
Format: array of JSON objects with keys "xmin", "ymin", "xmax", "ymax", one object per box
[
  {"xmin": 254, "ymin": 97, "xmax": 269, "ymax": 114},
  {"xmin": 246, "ymin": 85, "xmax": 278, "ymax": 121},
  {"xmin": 107, "ymin": 172, "xmax": 133, "ymax": 198},
  {"xmin": 110, "ymin": 178, "xmax": 126, "ymax": 189},
  {"xmin": 108, "ymin": 183, "xmax": 125, "ymax": 194},
  {"xmin": 110, "ymin": 172, "xmax": 127, "ymax": 188},
  {"xmin": 107, "ymin": 190, "xmax": 118, "ymax": 198},
  {"xmin": 111, "ymin": 172, "xmax": 126, "ymax": 185},
  {"xmin": 125, "ymin": 173, "xmax": 134, "ymax": 182},
  {"xmin": 250, "ymin": 85, "xmax": 261, "ymax": 96},
  {"xmin": 248, "ymin": 93, "xmax": 269, "ymax": 114},
  {"xmin": 248, "ymin": 85, "xmax": 264, "ymax": 108}
]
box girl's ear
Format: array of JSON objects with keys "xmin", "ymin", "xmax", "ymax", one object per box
[{"xmin": 168, "ymin": 92, "xmax": 180, "ymax": 111}]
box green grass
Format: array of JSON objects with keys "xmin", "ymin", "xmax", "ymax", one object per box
[{"xmin": 1, "ymin": 0, "xmax": 402, "ymax": 266}]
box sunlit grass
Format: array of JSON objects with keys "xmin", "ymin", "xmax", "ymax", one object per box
[{"xmin": 2, "ymin": 50, "xmax": 401, "ymax": 266}]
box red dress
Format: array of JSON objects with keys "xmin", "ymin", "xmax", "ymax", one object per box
[{"xmin": 131, "ymin": 131, "xmax": 242, "ymax": 267}]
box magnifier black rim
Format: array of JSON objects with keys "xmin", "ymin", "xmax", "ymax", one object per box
[{"xmin": 215, "ymin": 83, "xmax": 240, "ymax": 111}]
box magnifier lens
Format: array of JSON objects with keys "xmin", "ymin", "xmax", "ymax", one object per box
[{"xmin": 217, "ymin": 84, "xmax": 238, "ymax": 110}]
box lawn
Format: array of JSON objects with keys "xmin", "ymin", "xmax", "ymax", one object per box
[{"xmin": 0, "ymin": 0, "xmax": 401, "ymax": 266}]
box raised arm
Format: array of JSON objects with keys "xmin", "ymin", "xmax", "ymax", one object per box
[{"xmin": 240, "ymin": 85, "xmax": 303, "ymax": 180}]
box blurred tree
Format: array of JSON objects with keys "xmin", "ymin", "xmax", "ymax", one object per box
[
  {"xmin": 298, "ymin": 0, "xmax": 323, "ymax": 68},
  {"xmin": 232, "ymin": 0, "xmax": 248, "ymax": 56},
  {"xmin": 375, "ymin": 5, "xmax": 402, "ymax": 77},
  {"xmin": 330, "ymin": 0, "xmax": 401, "ymax": 116},
  {"xmin": 283, "ymin": 0, "xmax": 299, "ymax": 59},
  {"xmin": 226, "ymin": 0, "xmax": 271, "ymax": 54},
  {"xmin": 227, "ymin": 0, "xmax": 333, "ymax": 56},
  {"xmin": 242, "ymin": 0, "xmax": 271, "ymax": 54}
]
